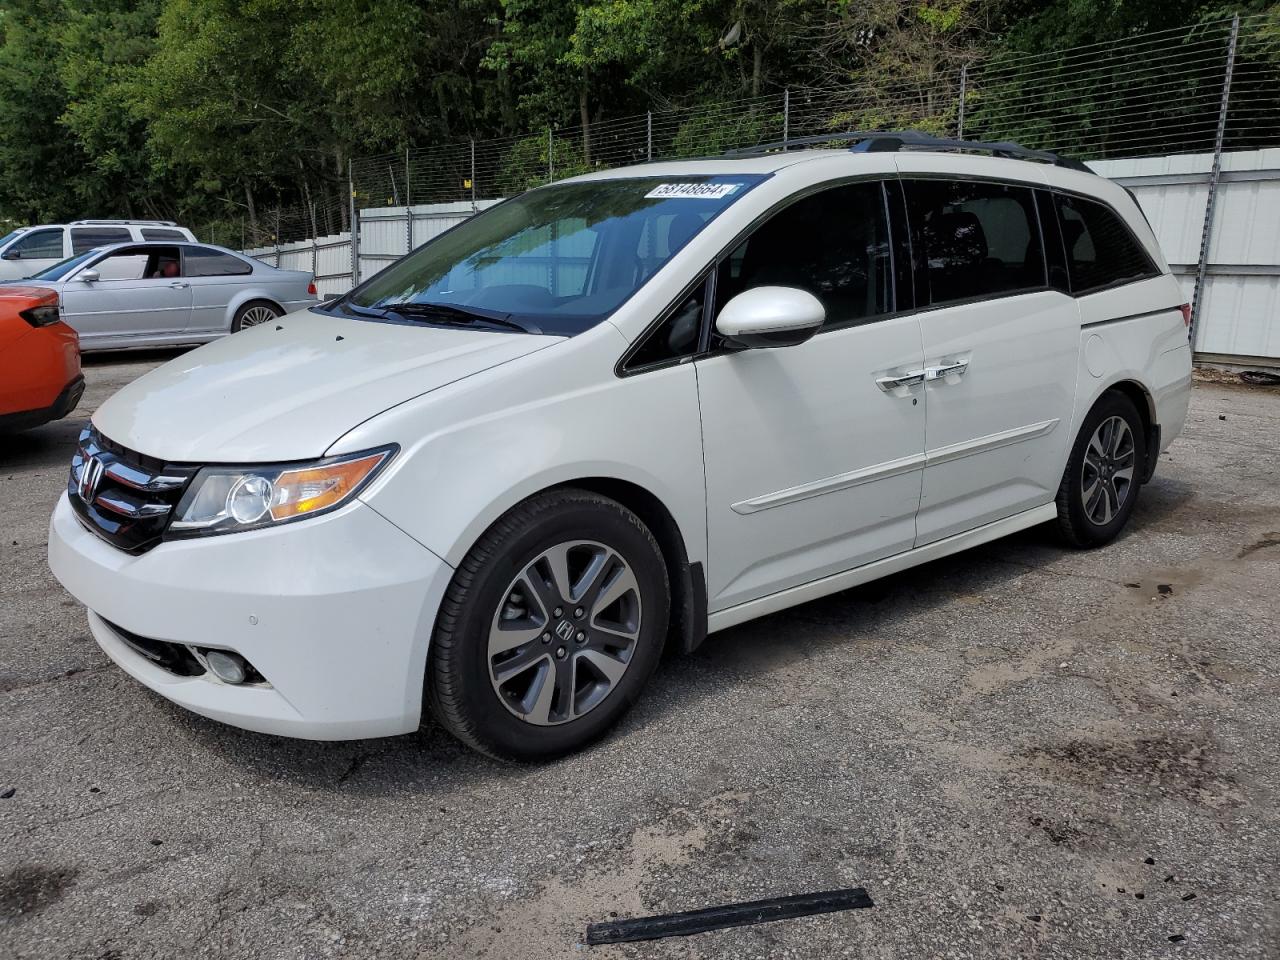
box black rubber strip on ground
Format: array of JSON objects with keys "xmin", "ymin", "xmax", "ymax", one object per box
[{"xmin": 584, "ymin": 887, "xmax": 875, "ymax": 945}]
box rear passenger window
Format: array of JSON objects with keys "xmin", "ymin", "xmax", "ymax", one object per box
[
  {"xmin": 142, "ymin": 228, "xmax": 187, "ymax": 241},
  {"xmin": 905, "ymin": 180, "xmax": 1046, "ymax": 306},
  {"xmin": 71, "ymin": 227, "xmax": 131, "ymax": 254},
  {"xmin": 715, "ymin": 181, "xmax": 891, "ymax": 327},
  {"xmin": 1054, "ymin": 194, "xmax": 1159, "ymax": 294},
  {"xmin": 184, "ymin": 246, "xmax": 253, "ymax": 277}
]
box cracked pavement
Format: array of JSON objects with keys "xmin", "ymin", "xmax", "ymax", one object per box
[{"xmin": 2, "ymin": 352, "xmax": 1278, "ymax": 959}]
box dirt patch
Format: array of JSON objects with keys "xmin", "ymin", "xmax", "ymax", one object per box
[
  {"xmin": 0, "ymin": 865, "xmax": 78, "ymax": 921},
  {"xmin": 1020, "ymin": 734, "xmax": 1244, "ymax": 809}
]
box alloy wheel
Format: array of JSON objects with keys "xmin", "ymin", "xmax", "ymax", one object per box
[
  {"xmin": 487, "ymin": 540, "xmax": 642, "ymax": 726},
  {"xmin": 1081, "ymin": 415, "xmax": 1135, "ymax": 526},
  {"xmin": 239, "ymin": 305, "xmax": 278, "ymax": 328}
]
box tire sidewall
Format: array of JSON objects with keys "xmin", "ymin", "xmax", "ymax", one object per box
[
  {"xmin": 1065, "ymin": 393, "xmax": 1146, "ymax": 545},
  {"xmin": 436, "ymin": 496, "xmax": 669, "ymax": 760}
]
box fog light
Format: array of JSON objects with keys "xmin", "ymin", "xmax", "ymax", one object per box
[{"xmin": 205, "ymin": 650, "xmax": 247, "ymax": 685}]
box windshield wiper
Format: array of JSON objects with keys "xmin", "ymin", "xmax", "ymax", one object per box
[{"xmin": 381, "ymin": 301, "xmax": 541, "ymax": 335}]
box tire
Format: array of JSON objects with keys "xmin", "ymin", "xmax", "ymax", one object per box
[
  {"xmin": 427, "ymin": 489, "xmax": 670, "ymax": 761},
  {"xmin": 231, "ymin": 300, "xmax": 283, "ymax": 332},
  {"xmin": 1054, "ymin": 391, "xmax": 1147, "ymax": 548}
]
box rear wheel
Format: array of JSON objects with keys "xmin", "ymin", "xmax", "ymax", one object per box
[
  {"xmin": 231, "ymin": 300, "xmax": 282, "ymax": 332},
  {"xmin": 427, "ymin": 489, "xmax": 670, "ymax": 761},
  {"xmin": 1054, "ymin": 391, "xmax": 1147, "ymax": 547}
]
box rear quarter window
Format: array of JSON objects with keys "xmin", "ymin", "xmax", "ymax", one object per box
[
  {"xmin": 1054, "ymin": 194, "xmax": 1160, "ymax": 294},
  {"xmin": 184, "ymin": 247, "xmax": 253, "ymax": 277},
  {"xmin": 142, "ymin": 228, "xmax": 188, "ymax": 241}
]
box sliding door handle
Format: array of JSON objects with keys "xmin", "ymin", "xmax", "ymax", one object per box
[
  {"xmin": 926, "ymin": 360, "xmax": 968, "ymax": 381},
  {"xmin": 875, "ymin": 370, "xmax": 926, "ymax": 392}
]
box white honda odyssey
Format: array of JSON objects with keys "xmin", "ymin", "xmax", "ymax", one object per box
[{"xmin": 48, "ymin": 133, "xmax": 1192, "ymax": 760}]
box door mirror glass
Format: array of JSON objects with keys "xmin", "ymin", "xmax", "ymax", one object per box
[
  {"xmin": 715, "ymin": 286, "xmax": 824, "ymax": 349},
  {"xmin": 78, "ymin": 268, "xmax": 100, "ymax": 283}
]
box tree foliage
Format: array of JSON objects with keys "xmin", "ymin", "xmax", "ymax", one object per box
[{"xmin": 0, "ymin": 0, "xmax": 1273, "ymax": 240}]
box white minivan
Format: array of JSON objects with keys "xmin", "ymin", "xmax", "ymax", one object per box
[
  {"xmin": 0, "ymin": 220, "xmax": 197, "ymax": 280},
  {"xmin": 48, "ymin": 134, "xmax": 1192, "ymax": 760}
]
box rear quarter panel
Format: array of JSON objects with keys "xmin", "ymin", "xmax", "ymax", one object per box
[{"xmin": 1071, "ymin": 274, "xmax": 1192, "ymax": 451}]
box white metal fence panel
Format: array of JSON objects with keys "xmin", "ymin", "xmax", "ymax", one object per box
[
  {"xmin": 243, "ymin": 232, "xmax": 352, "ymax": 298},
  {"xmin": 1093, "ymin": 148, "xmax": 1280, "ymax": 364},
  {"xmin": 359, "ymin": 201, "xmax": 502, "ymax": 283}
]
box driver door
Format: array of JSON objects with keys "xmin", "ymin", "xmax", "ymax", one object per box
[
  {"xmin": 60, "ymin": 245, "xmax": 192, "ymax": 345},
  {"xmin": 695, "ymin": 180, "xmax": 927, "ymax": 614}
]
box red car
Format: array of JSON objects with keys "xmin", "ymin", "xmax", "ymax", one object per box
[{"xmin": 0, "ymin": 286, "xmax": 84, "ymax": 432}]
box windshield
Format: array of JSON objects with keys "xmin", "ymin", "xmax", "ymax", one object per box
[
  {"xmin": 0, "ymin": 230, "xmax": 22, "ymax": 249},
  {"xmin": 340, "ymin": 174, "xmax": 766, "ymax": 336},
  {"xmin": 25, "ymin": 249, "xmax": 99, "ymax": 281}
]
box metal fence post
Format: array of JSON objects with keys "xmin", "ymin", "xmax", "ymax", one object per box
[
  {"xmin": 348, "ymin": 159, "xmax": 360, "ymax": 288},
  {"xmin": 405, "ymin": 147, "xmax": 413, "ymax": 254},
  {"xmin": 273, "ymin": 209, "xmax": 281, "ymax": 268},
  {"xmin": 470, "ymin": 138, "xmax": 477, "ymax": 211},
  {"xmin": 1190, "ymin": 14, "xmax": 1240, "ymax": 348},
  {"xmin": 311, "ymin": 203, "xmax": 318, "ymax": 279},
  {"xmin": 783, "ymin": 89, "xmax": 790, "ymax": 148},
  {"xmin": 958, "ymin": 65, "xmax": 968, "ymax": 139},
  {"xmin": 547, "ymin": 127, "xmax": 554, "ymax": 182},
  {"xmin": 646, "ymin": 111, "xmax": 652, "ymax": 161}
]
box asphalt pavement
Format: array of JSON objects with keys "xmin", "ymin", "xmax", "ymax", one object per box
[{"xmin": 2, "ymin": 351, "xmax": 1278, "ymax": 959}]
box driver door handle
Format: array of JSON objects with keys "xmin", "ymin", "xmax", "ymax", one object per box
[
  {"xmin": 875, "ymin": 370, "xmax": 926, "ymax": 392},
  {"xmin": 168, "ymin": 281, "xmax": 189, "ymax": 289}
]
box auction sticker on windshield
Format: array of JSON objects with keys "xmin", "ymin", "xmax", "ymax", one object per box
[{"xmin": 645, "ymin": 183, "xmax": 743, "ymax": 199}]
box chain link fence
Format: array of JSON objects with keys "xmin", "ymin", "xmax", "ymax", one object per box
[{"xmin": 228, "ymin": 14, "xmax": 1278, "ymax": 257}]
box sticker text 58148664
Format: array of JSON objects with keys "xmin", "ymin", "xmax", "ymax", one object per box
[{"xmin": 645, "ymin": 183, "xmax": 743, "ymax": 200}]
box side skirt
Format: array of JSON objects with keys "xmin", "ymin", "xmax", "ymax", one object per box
[{"xmin": 707, "ymin": 502, "xmax": 1058, "ymax": 634}]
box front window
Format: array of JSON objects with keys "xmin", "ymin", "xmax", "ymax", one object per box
[{"xmin": 340, "ymin": 175, "xmax": 766, "ymax": 336}]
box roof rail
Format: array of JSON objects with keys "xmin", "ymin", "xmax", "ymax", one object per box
[
  {"xmin": 723, "ymin": 130, "xmax": 1093, "ymax": 173},
  {"xmin": 70, "ymin": 219, "xmax": 180, "ymax": 227}
]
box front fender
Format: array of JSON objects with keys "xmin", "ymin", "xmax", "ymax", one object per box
[{"xmin": 338, "ymin": 324, "xmax": 708, "ymax": 575}]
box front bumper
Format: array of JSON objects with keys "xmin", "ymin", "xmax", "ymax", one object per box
[{"xmin": 48, "ymin": 492, "xmax": 453, "ymax": 740}]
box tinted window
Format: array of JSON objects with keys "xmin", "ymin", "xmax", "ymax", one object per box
[
  {"xmin": 1054, "ymin": 194, "xmax": 1158, "ymax": 293},
  {"xmin": 625, "ymin": 275, "xmax": 707, "ymax": 371},
  {"xmin": 8, "ymin": 228, "xmax": 64, "ymax": 260},
  {"xmin": 715, "ymin": 181, "xmax": 891, "ymax": 327},
  {"xmin": 71, "ymin": 227, "xmax": 131, "ymax": 254},
  {"xmin": 91, "ymin": 246, "xmax": 181, "ymax": 281},
  {"xmin": 906, "ymin": 180, "xmax": 1045, "ymax": 305},
  {"xmin": 142, "ymin": 228, "xmax": 187, "ymax": 241},
  {"xmin": 184, "ymin": 246, "xmax": 252, "ymax": 277},
  {"xmin": 345, "ymin": 175, "xmax": 765, "ymax": 338}
]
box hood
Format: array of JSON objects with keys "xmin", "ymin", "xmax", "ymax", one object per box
[{"xmin": 93, "ymin": 310, "xmax": 557, "ymax": 462}]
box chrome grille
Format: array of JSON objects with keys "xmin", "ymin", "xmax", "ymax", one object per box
[{"xmin": 68, "ymin": 427, "xmax": 198, "ymax": 554}]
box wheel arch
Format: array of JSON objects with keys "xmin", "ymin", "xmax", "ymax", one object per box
[
  {"xmin": 226, "ymin": 291, "xmax": 286, "ymax": 330},
  {"xmin": 1096, "ymin": 378, "xmax": 1159, "ymax": 482},
  {"xmin": 450, "ymin": 475, "xmax": 708, "ymax": 657}
]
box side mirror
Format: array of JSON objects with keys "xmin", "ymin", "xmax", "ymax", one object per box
[
  {"xmin": 78, "ymin": 268, "xmax": 100, "ymax": 283},
  {"xmin": 715, "ymin": 285, "xmax": 825, "ymax": 349},
  {"xmin": 1, "ymin": 250, "xmax": 20, "ymax": 261}
]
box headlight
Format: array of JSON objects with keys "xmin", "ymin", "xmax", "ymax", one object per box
[{"xmin": 166, "ymin": 445, "xmax": 396, "ymax": 538}]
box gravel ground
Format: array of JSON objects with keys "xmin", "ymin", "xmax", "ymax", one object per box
[{"xmin": 2, "ymin": 352, "xmax": 1278, "ymax": 960}]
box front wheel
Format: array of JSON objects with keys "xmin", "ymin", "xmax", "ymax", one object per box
[
  {"xmin": 1054, "ymin": 391, "xmax": 1147, "ymax": 548},
  {"xmin": 427, "ymin": 489, "xmax": 670, "ymax": 761}
]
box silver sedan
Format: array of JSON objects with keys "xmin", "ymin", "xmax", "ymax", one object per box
[{"xmin": 18, "ymin": 241, "xmax": 318, "ymax": 351}]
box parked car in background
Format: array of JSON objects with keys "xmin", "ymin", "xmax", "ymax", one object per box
[
  {"xmin": 0, "ymin": 286, "xmax": 82, "ymax": 432},
  {"xmin": 48, "ymin": 133, "xmax": 1191, "ymax": 760},
  {"xmin": 19, "ymin": 241, "xmax": 317, "ymax": 351},
  {"xmin": 0, "ymin": 220, "xmax": 197, "ymax": 281}
]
